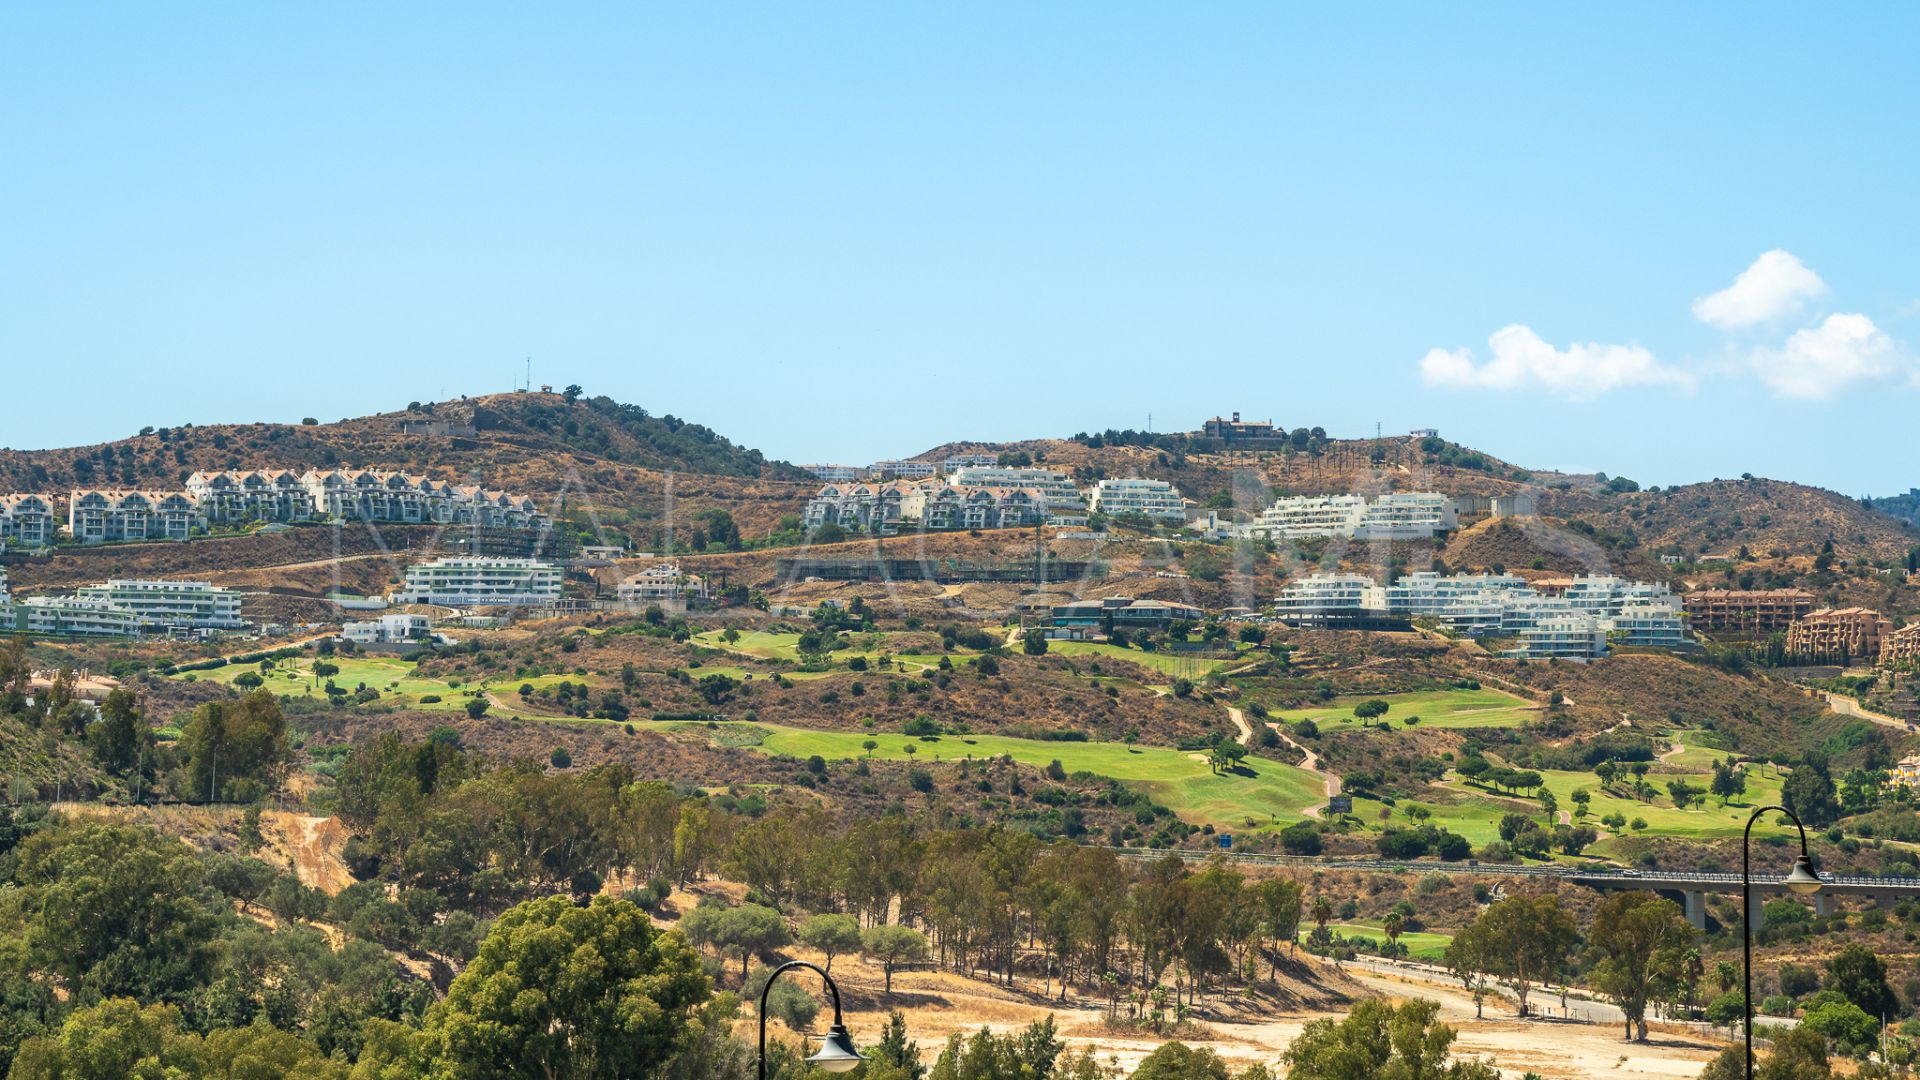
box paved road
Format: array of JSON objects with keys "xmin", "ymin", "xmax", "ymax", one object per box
[{"xmin": 1827, "ymin": 692, "xmax": 1913, "ymax": 732}]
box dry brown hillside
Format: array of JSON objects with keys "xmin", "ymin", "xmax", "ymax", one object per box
[{"xmin": 1541, "ymin": 477, "xmax": 1916, "ymax": 563}]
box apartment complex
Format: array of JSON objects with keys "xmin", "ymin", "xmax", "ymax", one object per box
[
  {"xmin": 0, "ymin": 494, "xmax": 56, "ymax": 548},
  {"xmin": 869, "ymin": 460, "xmax": 937, "ymax": 479},
  {"xmin": 1087, "ymin": 478, "xmax": 1187, "ymax": 521},
  {"xmin": 1884, "ymin": 623, "xmax": 1920, "ymax": 667},
  {"xmin": 73, "ymin": 579, "xmax": 244, "ymax": 629},
  {"xmin": 900, "ymin": 486, "xmax": 1050, "ymax": 530},
  {"xmin": 300, "ymin": 470, "xmax": 549, "ymax": 529},
  {"xmin": 946, "ymin": 466, "xmax": 1089, "ymax": 525},
  {"xmin": 7, "ymin": 596, "xmax": 142, "ymax": 637},
  {"xmin": 1785, "ymin": 607, "xmax": 1892, "ymax": 661},
  {"xmin": 615, "ymin": 563, "xmax": 710, "ymax": 613},
  {"xmin": 68, "ymin": 489, "xmax": 205, "ymax": 543},
  {"xmin": 1682, "ymin": 589, "xmax": 1816, "ymax": 634},
  {"xmin": 186, "ymin": 470, "xmax": 314, "ymax": 523},
  {"xmin": 1272, "ymin": 570, "xmax": 1687, "ymax": 657},
  {"xmin": 802, "ymin": 482, "xmax": 913, "ymax": 532},
  {"xmin": 1046, "ymin": 596, "xmax": 1205, "ymax": 636},
  {"xmin": 1238, "ymin": 492, "xmax": 1457, "ymax": 541},
  {"xmin": 1197, "ymin": 412, "xmax": 1287, "ymax": 448},
  {"xmin": 342, "ymin": 613, "xmax": 432, "ymax": 645},
  {"xmin": 392, "ymin": 557, "xmax": 563, "ymax": 606},
  {"xmin": 799, "ymin": 464, "xmax": 862, "ymax": 482}
]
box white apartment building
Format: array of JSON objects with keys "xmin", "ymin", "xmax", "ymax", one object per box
[
  {"xmin": 946, "ymin": 466, "xmax": 1089, "ymax": 525},
  {"xmin": 68, "ymin": 489, "xmax": 205, "ymax": 544},
  {"xmin": 869, "ymin": 460, "xmax": 937, "ymax": 479},
  {"xmin": 1088, "ymin": 478, "xmax": 1187, "ymax": 521},
  {"xmin": 300, "ymin": 470, "xmax": 550, "ymax": 530},
  {"xmin": 186, "ymin": 470, "xmax": 313, "ymax": 523},
  {"xmin": 802, "ymin": 482, "xmax": 911, "ymax": 532},
  {"xmin": 73, "ymin": 579, "xmax": 244, "ymax": 630},
  {"xmin": 1239, "ymin": 492, "xmax": 1457, "ymax": 541},
  {"xmin": 899, "ymin": 484, "xmax": 1049, "ymax": 530},
  {"xmin": 800, "ymin": 464, "xmax": 862, "ymax": 482},
  {"xmin": 1560, "ymin": 575, "xmax": 1680, "ymax": 617},
  {"xmin": 1274, "ymin": 574, "xmax": 1376, "ymax": 617},
  {"xmin": 941, "ymin": 454, "xmax": 1000, "ymax": 472},
  {"xmin": 1513, "ymin": 616, "xmax": 1609, "ymax": 659},
  {"xmin": 9, "ymin": 595, "xmax": 142, "ymax": 638},
  {"xmin": 1602, "ymin": 604, "xmax": 1688, "ymax": 648},
  {"xmin": 1368, "ymin": 571, "xmax": 1529, "ymax": 616},
  {"xmin": 393, "ymin": 557, "xmax": 563, "ymax": 606},
  {"xmin": 342, "ymin": 613, "xmax": 431, "ymax": 645},
  {"xmin": 0, "ymin": 494, "xmax": 56, "ymax": 548},
  {"xmin": 616, "ymin": 563, "xmax": 710, "ymax": 613}
]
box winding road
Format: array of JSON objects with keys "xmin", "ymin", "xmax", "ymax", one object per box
[{"xmin": 1230, "ymin": 705, "xmax": 1341, "ymax": 817}]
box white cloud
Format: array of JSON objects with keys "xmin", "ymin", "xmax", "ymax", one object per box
[
  {"xmin": 1748, "ymin": 312, "xmax": 1907, "ymax": 399},
  {"xmin": 1418, "ymin": 323, "xmax": 1696, "ymax": 400},
  {"xmin": 1692, "ymin": 249, "xmax": 1827, "ymax": 330}
]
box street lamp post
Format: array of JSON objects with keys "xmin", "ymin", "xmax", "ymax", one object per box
[
  {"xmin": 758, "ymin": 959, "xmax": 865, "ymax": 1080},
  {"xmin": 1742, "ymin": 804, "xmax": 1824, "ymax": 1080}
]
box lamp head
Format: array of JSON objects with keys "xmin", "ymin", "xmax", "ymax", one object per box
[
  {"xmin": 807, "ymin": 1024, "xmax": 865, "ymax": 1073},
  {"xmin": 1785, "ymin": 854, "xmax": 1823, "ymax": 895}
]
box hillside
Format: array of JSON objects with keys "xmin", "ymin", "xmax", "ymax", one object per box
[{"xmin": 0, "ymin": 390, "xmax": 819, "ymax": 543}]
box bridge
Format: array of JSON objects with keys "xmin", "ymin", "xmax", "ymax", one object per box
[{"xmin": 1107, "ymin": 848, "xmax": 1920, "ymax": 931}]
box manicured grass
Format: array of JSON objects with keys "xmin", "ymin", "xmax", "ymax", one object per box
[
  {"xmin": 1305, "ymin": 923, "xmax": 1454, "ymax": 962},
  {"xmin": 1047, "ymin": 641, "xmax": 1239, "ymax": 679},
  {"xmin": 177, "ymin": 655, "xmax": 590, "ymax": 713},
  {"xmin": 1407, "ymin": 764, "xmax": 1788, "ymax": 843},
  {"xmin": 686, "ymin": 664, "xmax": 836, "ymax": 683},
  {"xmin": 1271, "ymin": 688, "xmax": 1540, "ymax": 730},
  {"xmin": 651, "ymin": 720, "xmax": 1325, "ymax": 831}
]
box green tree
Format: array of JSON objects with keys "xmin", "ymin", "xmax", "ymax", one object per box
[
  {"xmin": 1445, "ymin": 894, "xmax": 1579, "ymax": 1018},
  {"xmin": 1130, "ymin": 1040, "xmax": 1230, "ymax": 1079},
  {"xmin": 12, "ymin": 821, "xmax": 218, "ymax": 1003},
  {"xmin": 1282, "ymin": 997, "xmax": 1499, "ymax": 1080},
  {"xmin": 1824, "ymin": 942, "xmax": 1898, "ymax": 1020},
  {"xmin": 6, "ymin": 998, "xmax": 200, "ymax": 1080},
  {"xmin": 711, "ymin": 904, "xmax": 792, "ymax": 983},
  {"xmin": 1802, "ymin": 998, "xmax": 1879, "ymax": 1057},
  {"xmin": 1781, "ymin": 757, "xmax": 1841, "ymax": 828},
  {"xmin": 86, "ymin": 689, "xmax": 149, "ymax": 778},
  {"xmin": 1700, "ymin": 1024, "xmax": 1832, "ymax": 1080},
  {"xmin": 798, "ymin": 913, "xmax": 864, "ymax": 974},
  {"xmin": 417, "ymin": 894, "xmax": 708, "ymax": 1079},
  {"xmin": 1022, "ymin": 629, "xmax": 1049, "ymax": 656},
  {"xmin": 861, "ymin": 925, "xmax": 930, "ymax": 993},
  {"xmin": 178, "ymin": 690, "xmax": 291, "ymax": 802},
  {"xmin": 1586, "ymin": 892, "xmax": 1696, "ymax": 1041}
]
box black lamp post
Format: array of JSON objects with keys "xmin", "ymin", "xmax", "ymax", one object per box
[
  {"xmin": 758, "ymin": 959, "xmax": 865, "ymax": 1079},
  {"xmin": 1742, "ymin": 804, "xmax": 1824, "ymax": 1080}
]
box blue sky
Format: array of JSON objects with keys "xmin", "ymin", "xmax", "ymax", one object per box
[{"xmin": 4, "ymin": 5, "xmax": 1917, "ymax": 492}]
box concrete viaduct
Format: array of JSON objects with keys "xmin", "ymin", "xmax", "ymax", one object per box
[{"xmin": 1108, "ymin": 848, "xmax": 1920, "ymax": 932}]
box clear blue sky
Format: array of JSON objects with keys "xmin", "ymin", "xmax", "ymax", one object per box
[{"xmin": 4, "ymin": 5, "xmax": 1917, "ymax": 492}]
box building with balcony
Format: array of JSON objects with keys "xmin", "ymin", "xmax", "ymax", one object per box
[
  {"xmin": 342, "ymin": 613, "xmax": 432, "ymax": 645},
  {"xmin": 1087, "ymin": 478, "xmax": 1187, "ymax": 521},
  {"xmin": 799, "ymin": 464, "xmax": 862, "ymax": 482},
  {"xmin": 8, "ymin": 595, "xmax": 142, "ymax": 637},
  {"xmin": 802, "ymin": 482, "xmax": 912, "ymax": 533},
  {"xmin": 869, "ymin": 460, "xmax": 937, "ymax": 479},
  {"xmin": 392, "ymin": 557, "xmax": 563, "ymax": 607},
  {"xmin": 615, "ymin": 563, "xmax": 710, "ymax": 614},
  {"xmin": 1513, "ymin": 616, "xmax": 1609, "ymax": 659},
  {"xmin": 1786, "ymin": 607, "xmax": 1892, "ymax": 662},
  {"xmin": 1603, "ymin": 604, "xmax": 1688, "ymax": 648},
  {"xmin": 946, "ymin": 466, "xmax": 1088, "ymax": 525},
  {"xmin": 67, "ymin": 490, "xmax": 205, "ymax": 543},
  {"xmin": 0, "ymin": 494, "xmax": 56, "ymax": 549},
  {"xmin": 1682, "ymin": 589, "xmax": 1816, "ymax": 634},
  {"xmin": 1046, "ymin": 596, "xmax": 1205, "ymax": 634},
  {"xmin": 1884, "ymin": 622, "xmax": 1920, "ymax": 668},
  {"xmin": 298, "ymin": 470, "xmax": 549, "ymax": 530},
  {"xmin": 72, "ymin": 579, "xmax": 244, "ymax": 630},
  {"xmin": 1238, "ymin": 492, "xmax": 1457, "ymax": 541},
  {"xmin": 186, "ymin": 470, "xmax": 313, "ymax": 523}
]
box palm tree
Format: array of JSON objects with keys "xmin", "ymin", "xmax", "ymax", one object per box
[
  {"xmin": 1311, "ymin": 895, "xmax": 1334, "ymax": 931},
  {"xmin": 1383, "ymin": 912, "xmax": 1405, "ymax": 947}
]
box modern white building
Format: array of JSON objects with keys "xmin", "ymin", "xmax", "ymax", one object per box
[
  {"xmin": 68, "ymin": 489, "xmax": 205, "ymax": 543},
  {"xmin": 1274, "ymin": 574, "xmax": 1376, "ymax": 617},
  {"xmin": 799, "ymin": 464, "xmax": 862, "ymax": 482},
  {"xmin": 392, "ymin": 557, "xmax": 563, "ymax": 606},
  {"xmin": 342, "ymin": 613, "xmax": 431, "ymax": 645},
  {"xmin": 1239, "ymin": 492, "xmax": 1457, "ymax": 541},
  {"xmin": 941, "ymin": 454, "xmax": 1001, "ymax": 472},
  {"xmin": 9, "ymin": 595, "xmax": 142, "ymax": 637},
  {"xmin": 615, "ymin": 563, "xmax": 710, "ymax": 613},
  {"xmin": 1513, "ymin": 616, "xmax": 1609, "ymax": 659},
  {"xmin": 1088, "ymin": 478, "xmax": 1187, "ymax": 521},
  {"xmin": 1602, "ymin": 604, "xmax": 1688, "ymax": 648},
  {"xmin": 868, "ymin": 460, "xmax": 937, "ymax": 479},
  {"xmin": 0, "ymin": 494, "xmax": 56, "ymax": 549},
  {"xmin": 72, "ymin": 579, "xmax": 244, "ymax": 630},
  {"xmin": 1560, "ymin": 575, "xmax": 1681, "ymax": 616}
]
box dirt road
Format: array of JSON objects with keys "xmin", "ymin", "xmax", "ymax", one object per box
[{"xmin": 1827, "ymin": 692, "xmax": 1912, "ymax": 732}]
